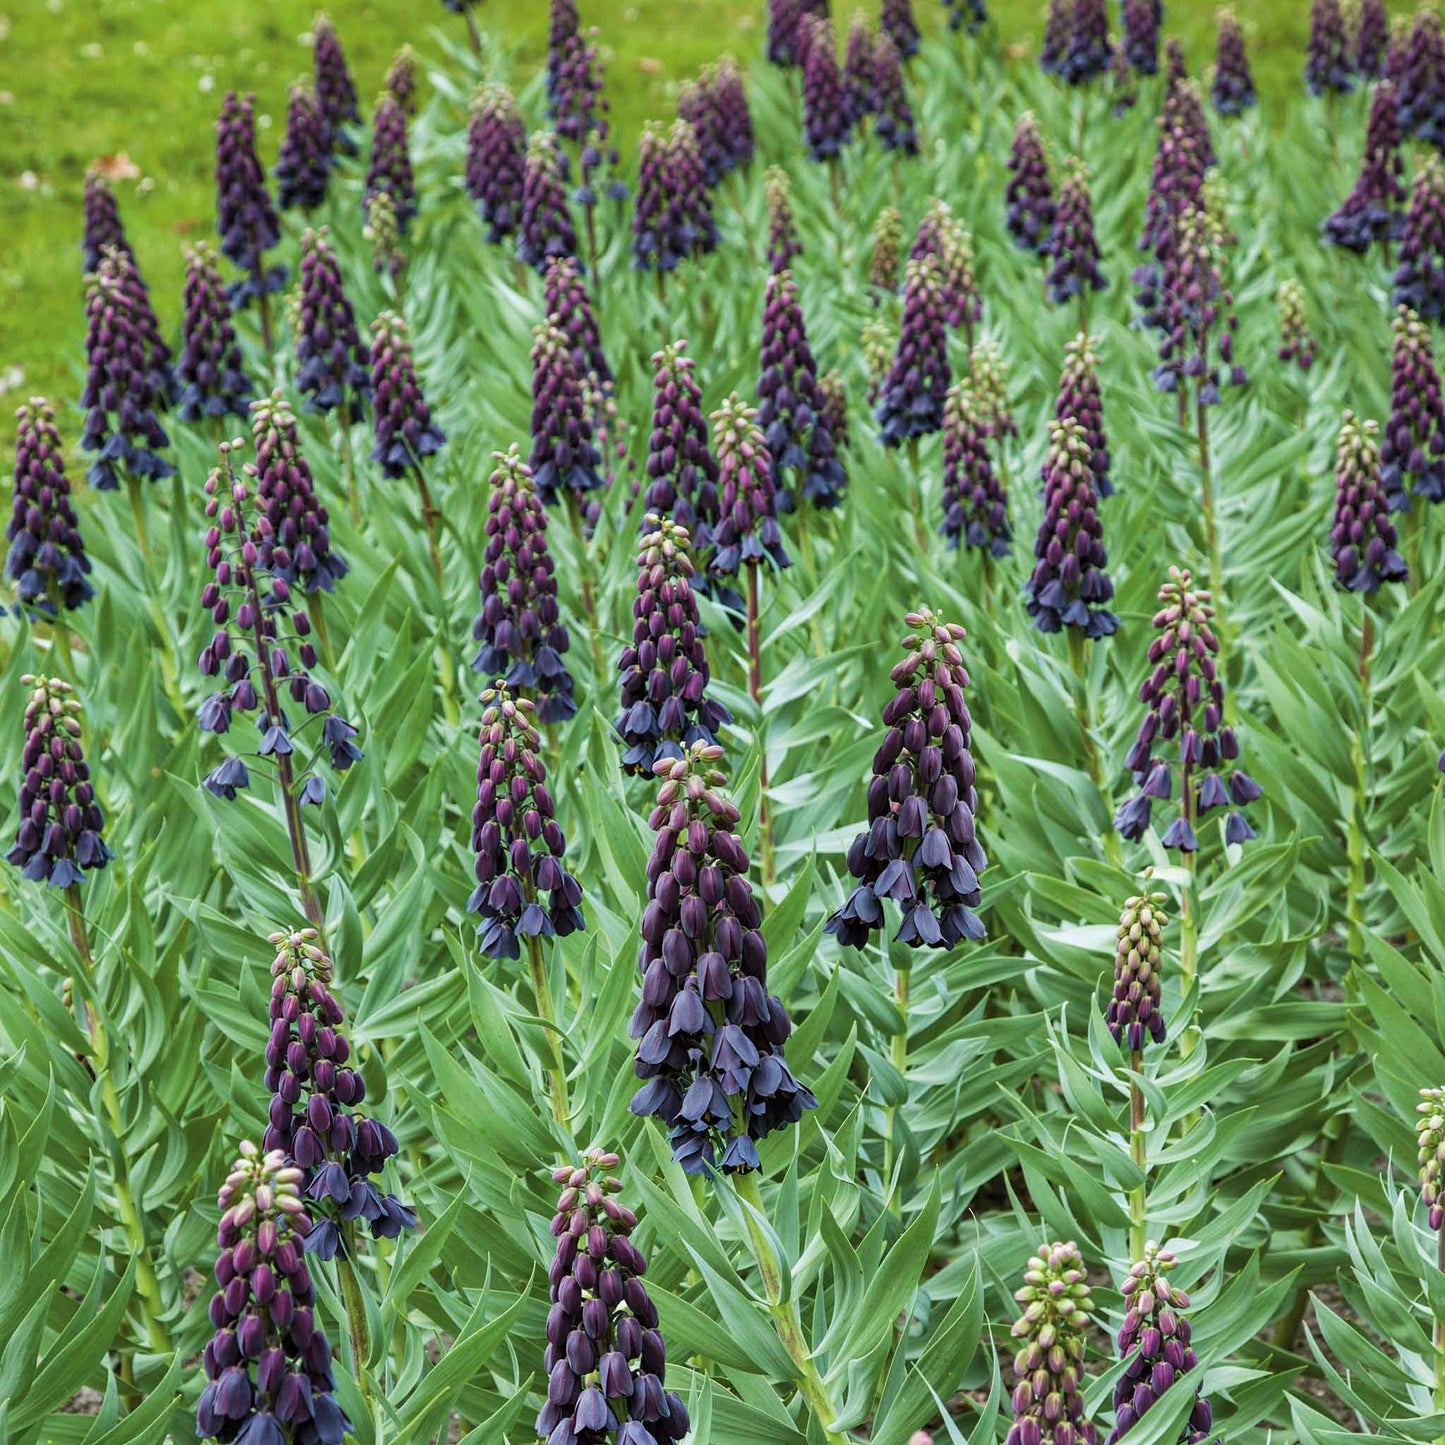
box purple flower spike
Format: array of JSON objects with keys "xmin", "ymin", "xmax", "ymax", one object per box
[
  {"xmin": 365, "ymin": 92, "xmax": 415, "ymax": 233},
  {"xmin": 870, "ymin": 205, "xmax": 903, "ymax": 293},
  {"xmin": 881, "ymin": 0, "xmax": 920, "ymax": 58},
  {"xmin": 683, "ymin": 56, "xmax": 753, "ymax": 180},
  {"xmin": 544, "ymin": 257, "xmax": 611, "ymax": 393},
  {"xmin": 275, "ymin": 84, "xmax": 331, "ymax": 213},
  {"xmin": 313, "ymin": 14, "xmax": 361, "ymax": 153},
  {"xmin": 251, "ymin": 392, "xmax": 348, "ymax": 596},
  {"xmin": 472, "ymin": 447, "xmax": 576, "ymax": 723},
  {"xmin": 216, "ymin": 91, "xmax": 286, "ymax": 308},
  {"xmin": 537, "ymin": 1152, "xmax": 691, "ymax": 1445},
  {"xmin": 384, "ymin": 45, "xmax": 418, "ymax": 116},
  {"xmin": 844, "ymin": 13, "xmax": 876, "ymax": 126},
  {"xmin": 529, "ymin": 319, "xmax": 604, "ymax": 509},
  {"xmin": 643, "ymin": 341, "xmax": 721, "ymax": 542},
  {"xmin": 1061, "ymin": 0, "xmax": 1111, "ymax": 84},
  {"xmin": 7, "ymin": 402, "xmax": 93, "ymax": 615},
  {"xmin": 1123, "ymin": 0, "xmax": 1159, "ymax": 74},
  {"xmin": 1325, "ymin": 81, "xmax": 1406, "ymax": 253},
  {"xmin": 1106, "ymin": 890, "xmax": 1168, "ymax": 1052},
  {"xmin": 262, "ymin": 930, "xmax": 413, "ymax": 1247},
  {"xmin": 1164, "ymin": 47, "xmax": 1217, "ymax": 165},
  {"xmin": 82, "ymin": 170, "xmax": 133, "ymax": 274},
  {"xmin": 1387, "ymin": 14, "xmax": 1411, "ymax": 85},
  {"xmin": 369, "ymin": 311, "xmax": 445, "ymax": 480},
  {"xmin": 1418, "ymin": 1090, "xmax": 1445, "ymax": 1232},
  {"xmin": 941, "ymin": 384, "xmax": 1011, "ymax": 557},
  {"xmin": 1106, "ymin": 1246, "xmax": 1219, "ymax": 1444},
  {"xmin": 1006, "ymin": 113, "xmax": 1055, "ymax": 253},
  {"xmin": 631, "ymin": 744, "xmax": 816, "ymax": 1173},
  {"xmin": 178, "ymin": 242, "xmax": 253, "ymax": 423},
  {"xmin": 669, "ymin": 118, "xmax": 717, "ymax": 258},
  {"xmin": 1381, "ymin": 307, "xmax": 1445, "ymax": 510},
  {"xmin": 1331, "ymin": 413, "xmax": 1408, "ymax": 593},
  {"xmin": 1212, "ymin": 8, "xmax": 1256, "ymax": 114},
  {"xmin": 1114, "ymin": 566, "xmax": 1257, "ymax": 850},
  {"xmin": 1008, "ymin": 1242, "xmax": 1100, "ymax": 1445},
  {"xmin": 6, "ymin": 676, "xmax": 109, "ymax": 887},
  {"xmin": 1355, "ymin": 0, "xmax": 1388, "ymax": 78},
  {"xmin": 1397, "ymin": 10, "xmax": 1445, "ymax": 144},
  {"xmin": 616, "ymin": 516, "xmax": 730, "ymax": 775},
  {"xmin": 1041, "ymin": 0, "xmax": 1070, "ymax": 73},
  {"xmin": 467, "ymin": 85, "xmax": 527, "ymax": 243},
  {"xmin": 912, "ymin": 200, "xmax": 982, "ymax": 337},
  {"xmin": 196, "ymin": 1145, "xmax": 352, "ymax": 1445},
  {"xmin": 1394, "ymin": 155, "xmax": 1445, "ymax": 322},
  {"xmin": 1149, "ymin": 202, "xmax": 1245, "ymax": 402},
  {"xmin": 1046, "ymin": 159, "xmax": 1108, "ymax": 307},
  {"xmin": 802, "ymin": 16, "xmax": 851, "ymax": 161},
  {"xmin": 768, "ymin": 0, "xmax": 803, "ymax": 65},
  {"xmin": 872, "ymin": 32, "xmax": 917, "ymax": 153},
  {"xmin": 875, "ymin": 256, "xmax": 950, "ymax": 447},
  {"xmin": 295, "ymin": 227, "xmax": 370, "ymax": 418},
  {"xmin": 944, "ymin": 0, "xmax": 988, "ymax": 32},
  {"xmin": 1052, "ymin": 332, "xmax": 1111, "ymax": 498},
  {"xmin": 633, "ymin": 122, "xmax": 686, "ymax": 272},
  {"xmin": 766, "ymin": 167, "xmax": 803, "ymax": 274},
  {"xmin": 1305, "ymin": 0, "xmax": 1354, "ymax": 96},
  {"xmin": 196, "ymin": 438, "xmax": 362, "ymax": 795},
  {"xmin": 80, "ymin": 250, "xmax": 173, "ymax": 491},
  {"xmin": 551, "ymin": 23, "xmax": 608, "ymax": 147},
  {"xmin": 1276, "ymin": 279, "xmax": 1316, "ymax": 373},
  {"xmin": 518, "ymin": 131, "xmax": 579, "ymax": 272},
  {"xmin": 826, "ymin": 607, "xmax": 987, "ymax": 951},
  {"xmin": 546, "ymin": 0, "xmax": 581, "ymax": 107},
  {"xmin": 758, "ymin": 270, "xmax": 844, "ymax": 509},
  {"xmin": 468, "ymin": 685, "xmax": 584, "ymax": 960},
  {"xmin": 1026, "ymin": 417, "xmax": 1117, "ymax": 639},
  {"xmin": 818, "ymin": 372, "xmax": 849, "ymax": 452},
  {"xmin": 707, "ymin": 394, "xmax": 791, "ymax": 576}
]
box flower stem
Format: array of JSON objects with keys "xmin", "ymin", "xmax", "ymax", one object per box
[
  {"xmin": 734, "ymin": 1172, "xmax": 844, "ymax": 1445},
  {"xmin": 337, "ymin": 1246, "xmax": 377, "ymax": 1415},
  {"xmin": 905, "ymin": 437, "xmax": 927, "ymax": 552},
  {"xmin": 525, "ymin": 934, "xmax": 570, "ymax": 1129},
  {"xmin": 747, "ymin": 563, "xmax": 774, "ymax": 886},
  {"xmin": 1128, "ymin": 1048, "xmax": 1147, "ymax": 1264},
  {"xmin": 566, "ymin": 493, "xmax": 608, "ymax": 688},
  {"xmin": 409, "ymin": 463, "xmax": 445, "ymax": 589},
  {"xmin": 339, "ymin": 405, "xmax": 360, "ymax": 527},
  {"xmin": 63, "ymin": 886, "xmax": 171, "ymax": 1362},
  {"xmin": 1197, "ymin": 393, "xmax": 1226, "ymax": 651},
  {"xmin": 1178, "ymin": 760, "xmax": 1201, "ymax": 1063},
  {"xmin": 1068, "ymin": 628, "xmax": 1122, "ymax": 868},
  {"xmin": 884, "ymin": 958, "xmax": 910, "ymax": 1215},
  {"xmin": 1434, "ymin": 1230, "xmax": 1445, "ymax": 1412},
  {"xmin": 1346, "ymin": 610, "xmax": 1373, "ymax": 966},
  {"xmin": 126, "ymin": 475, "xmax": 153, "ymax": 568}
]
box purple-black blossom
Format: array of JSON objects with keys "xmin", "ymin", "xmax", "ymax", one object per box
[
  {"xmin": 538, "ymin": 1151, "xmax": 691, "ymax": 1445},
  {"xmin": 7, "ymin": 675, "xmax": 109, "ymax": 887},
  {"xmin": 826, "ymin": 608, "xmax": 987, "ymax": 950},
  {"xmin": 468, "ymin": 684, "xmax": 584, "ymax": 960},
  {"xmin": 1324, "ymin": 80, "xmax": 1406, "ymax": 253},
  {"xmin": 872, "ymin": 32, "xmax": 918, "ymax": 153},
  {"xmin": 630, "ymin": 744, "xmax": 816, "ymax": 1173},
  {"xmin": 472, "ymin": 447, "xmax": 576, "ymax": 723},
  {"xmin": 617, "ymin": 516, "xmax": 730, "ymax": 774},
  {"xmin": 1041, "ymin": 0, "xmax": 1070, "ymax": 74},
  {"xmin": 1025, "ymin": 418, "xmax": 1116, "ymax": 638},
  {"xmin": 545, "ymin": 256, "xmax": 611, "ymax": 395},
  {"xmin": 1418, "ymin": 1088, "xmax": 1445, "ymax": 1230},
  {"xmin": 768, "ymin": 0, "xmax": 805, "ymax": 67},
  {"xmin": 295, "ymin": 227, "xmax": 370, "ymax": 418},
  {"xmin": 1276, "ymin": 279, "xmax": 1316, "ymax": 373},
  {"xmin": 634, "ymin": 122, "xmax": 689, "ymax": 272},
  {"xmin": 196, "ymin": 1144, "xmax": 349, "ymax": 1445},
  {"xmin": 881, "ymin": 0, "xmax": 920, "ymax": 58},
  {"xmin": 313, "ymin": 13, "xmax": 361, "ymax": 153},
  {"xmin": 365, "ymin": 92, "xmax": 415, "ymax": 233},
  {"xmin": 1397, "ymin": 9, "xmax": 1445, "ymax": 144},
  {"xmin": 1061, "ymin": 0, "xmax": 1111, "ymax": 84},
  {"xmin": 1007, "ymin": 1241, "xmax": 1098, "ymax": 1445},
  {"xmin": 1006, "ymin": 113, "xmax": 1055, "ymax": 253},
  {"xmin": 1381, "ymin": 306, "xmax": 1445, "ymax": 509},
  {"xmin": 530, "ymin": 319, "xmax": 604, "ymax": 508},
  {"xmin": 802, "ymin": 15, "xmax": 851, "ymax": 160},
  {"xmin": 678, "ymin": 56, "xmax": 753, "ymax": 183},
  {"xmin": 547, "ymin": 0, "xmax": 581, "ymax": 108},
  {"xmin": 275, "ymin": 84, "xmax": 331, "ymax": 213},
  {"xmin": 81, "ymin": 169, "xmax": 132, "ymax": 274},
  {"xmin": 384, "ymin": 45, "xmax": 418, "ymax": 116},
  {"xmin": 467, "ymin": 84, "xmax": 527, "ymax": 243},
  {"xmin": 370, "ymin": 310, "xmax": 445, "ymax": 480},
  {"xmin": 1106, "ymin": 1247, "xmax": 1219, "ymax": 1444},
  {"xmin": 707, "ymin": 394, "xmax": 791, "ymax": 575},
  {"xmin": 178, "ymin": 242, "xmax": 253, "ymax": 423},
  {"xmin": 215, "ymin": 92, "xmax": 286, "ymax": 307},
  {"xmin": 944, "ymin": 0, "xmax": 988, "ymax": 32},
  {"xmin": 642, "ymin": 342, "xmax": 721, "ymax": 543},
  {"xmin": 1331, "ymin": 412, "xmax": 1408, "ymax": 593},
  {"xmin": 80, "ymin": 249, "xmax": 174, "ymax": 491},
  {"xmin": 1046, "ymin": 159, "xmax": 1108, "ymax": 309},
  {"xmin": 1123, "ymin": 0, "xmax": 1159, "ymax": 75},
  {"xmin": 1113, "ymin": 566, "xmax": 1257, "ymax": 851},
  {"xmin": 843, "ymin": 13, "xmax": 876, "ymax": 126},
  {"xmin": 197, "ymin": 439, "xmax": 361, "ymax": 801},
  {"xmin": 875, "ymin": 256, "xmax": 950, "ymax": 447},
  {"xmin": 912, "ymin": 200, "xmax": 982, "ymax": 338},
  {"xmin": 262, "ymin": 929, "xmax": 414, "ymax": 1257},
  {"xmin": 1212, "ymin": 8, "xmax": 1256, "ymax": 114},
  {"xmin": 518, "ymin": 131, "xmax": 579, "ymax": 273},
  {"xmin": 766, "ymin": 166, "xmax": 803, "ymax": 274},
  {"xmin": 1355, "ymin": 0, "xmax": 1389, "ymax": 79},
  {"xmin": 1052, "ymin": 332, "xmax": 1111, "ymax": 498},
  {"xmin": 1306, "ymin": 0, "xmax": 1353, "ymax": 94},
  {"xmin": 1393, "ymin": 155, "xmax": 1445, "ymax": 322},
  {"xmin": 7, "ymin": 402, "xmax": 92, "ymax": 614},
  {"xmin": 942, "ymin": 384, "xmax": 1011, "ymax": 557},
  {"xmin": 1106, "ymin": 888, "xmax": 1168, "ymax": 1051}
]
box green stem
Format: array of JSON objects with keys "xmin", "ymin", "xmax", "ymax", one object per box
[
  {"xmin": 905, "ymin": 438, "xmax": 927, "ymax": 552},
  {"xmin": 1346, "ymin": 611, "xmax": 1373, "ymax": 966},
  {"xmin": 339, "ymin": 405, "xmax": 360, "ymax": 528},
  {"xmin": 410, "ymin": 463, "xmax": 445, "ymax": 590},
  {"xmin": 126, "ymin": 475, "xmax": 153, "ymax": 567},
  {"xmin": 63, "ymin": 887, "xmax": 171, "ymax": 1359},
  {"xmin": 1198, "ymin": 390, "xmax": 1227, "ymax": 653},
  {"xmin": 1434, "ymin": 1230, "xmax": 1445, "ymax": 1411},
  {"xmin": 734, "ymin": 1172, "xmax": 844, "ymax": 1445},
  {"xmin": 1178, "ymin": 762, "xmax": 1200, "ymax": 1062},
  {"xmin": 747, "ymin": 564, "xmax": 774, "ymax": 886},
  {"xmin": 526, "ymin": 934, "xmax": 570, "ymax": 1128},
  {"xmin": 884, "ymin": 960, "xmax": 911, "ymax": 1214},
  {"xmin": 337, "ymin": 1247, "xmax": 377, "ymax": 1414},
  {"xmin": 46, "ymin": 608, "xmax": 76, "ymax": 680},
  {"xmin": 1067, "ymin": 629, "xmax": 1122, "ymax": 868},
  {"xmin": 1128, "ymin": 1049, "xmax": 1147, "ymax": 1264},
  {"xmin": 566, "ymin": 494, "xmax": 608, "ymax": 688}
]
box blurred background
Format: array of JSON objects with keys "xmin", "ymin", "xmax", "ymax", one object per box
[{"xmin": 3, "ymin": 0, "xmax": 1310, "ymax": 419}]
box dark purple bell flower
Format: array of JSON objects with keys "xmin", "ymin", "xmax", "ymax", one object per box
[
  {"xmin": 313, "ymin": 14, "xmax": 361, "ymax": 153},
  {"xmin": 275, "ymin": 84, "xmax": 331, "ymax": 213},
  {"xmin": 872, "ymin": 32, "xmax": 917, "ymax": 153},
  {"xmin": 1324, "ymin": 81, "xmax": 1406, "ymax": 253},
  {"xmin": 642, "ymin": 341, "xmax": 721, "ymax": 545},
  {"xmin": 941, "ymin": 384, "xmax": 1010, "ymax": 556},
  {"xmin": 467, "ymin": 84, "xmax": 527, "ymax": 243},
  {"xmin": 1331, "ymin": 413, "xmax": 1408, "ymax": 593},
  {"xmin": 1381, "ymin": 306, "xmax": 1445, "ymax": 509},
  {"xmin": 1007, "ymin": 1241, "xmax": 1100, "ymax": 1445},
  {"xmin": 843, "ymin": 14, "xmax": 876, "ymax": 126},
  {"xmin": 801, "ymin": 15, "xmax": 851, "ymax": 161},
  {"xmin": 1006, "ymin": 112, "xmax": 1055, "ymax": 253},
  {"xmin": 365, "ymin": 92, "xmax": 415, "ymax": 233},
  {"xmin": 1212, "ymin": 8, "xmax": 1256, "ymax": 113},
  {"xmin": 1046, "ymin": 158, "xmax": 1108, "ymax": 307},
  {"xmin": 1123, "ymin": 0, "xmax": 1159, "ymax": 74},
  {"xmin": 875, "ymin": 255, "xmax": 950, "ymax": 446},
  {"xmin": 1394, "ymin": 155, "xmax": 1445, "ymax": 322},
  {"xmin": 7, "ymin": 401, "xmax": 93, "ymax": 615},
  {"xmin": 216, "ymin": 91, "xmax": 286, "ymax": 308},
  {"xmin": 706, "ymin": 394, "xmax": 790, "ymax": 577},
  {"xmin": 518, "ymin": 131, "xmax": 579, "ymax": 272},
  {"xmin": 1305, "ymin": 0, "xmax": 1354, "ymax": 95},
  {"xmin": 1355, "ymin": 0, "xmax": 1388, "ymax": 78},
  {"xmin": 1052, "ymin": 332, "xmax": 1111, "ymax": 497},
  {"xmin": 881, "ymin": 0, "xmax": 920, "ymax": 58},
  {"xmin": 1107, "ymin": 890, "xmax": 1168, "ymax": 1051},
  {"xmin": 530, "ymin": 319, "xmax": 603, "ymax": 508},
  {"xmin": 1040, "ymin": 0, "xmax": 1069, "ymax": 73},
  {"xmin": 178, "ymin": 241, "xmax": 253, "ymax": 423},
  {"xmin": 1060, "ymin": 0, "xmax": 1110, "ymax": 84},
  {"xmin": 295, "ymin": 227, "xmax": 370, "ymax": 418},
  {"xmin": 81, "ymin": 169, "xmax": 135, "ymax": 274},
  {"xmin": 766, "ymin": 167, "xmax": 802, "ymax": 274},
  {"xmin": 370, "ymin": 310, "xmax": 445, "ymax": 480}
]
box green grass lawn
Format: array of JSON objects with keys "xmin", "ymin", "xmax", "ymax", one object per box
[{"xmin": 5, "ymin": 0, "xmax": 1313, "ymax": 425}]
